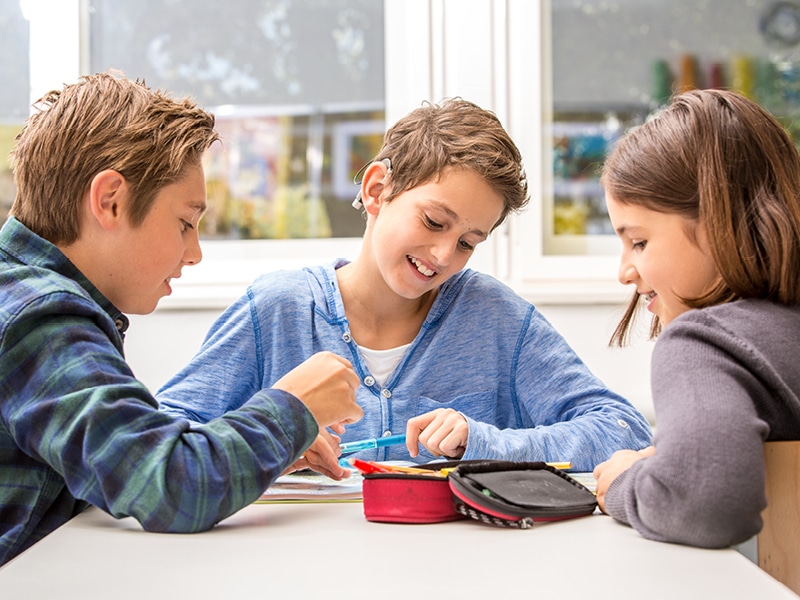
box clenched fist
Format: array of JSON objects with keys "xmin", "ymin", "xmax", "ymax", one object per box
[{"xmin": 273, "ymin": 351, "xmax": 363, "ymax": 428}]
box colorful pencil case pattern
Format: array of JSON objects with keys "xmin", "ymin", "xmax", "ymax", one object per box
[{"xmin": 362, "ymin": 460, "xmax": 596, "ymax": 528}]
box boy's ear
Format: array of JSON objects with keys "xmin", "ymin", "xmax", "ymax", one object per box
[
  {"xmin": 360, "ymin": 161, "xmax": 392, "ymax": 216},
  {"xmin": 88, "ymin": 169, "xmax": 129, "ymax": 230}
]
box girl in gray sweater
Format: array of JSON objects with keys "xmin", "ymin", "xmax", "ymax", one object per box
[{"xmin": 594, "ymin": 88, "xmax": 800, "ymax": 548}]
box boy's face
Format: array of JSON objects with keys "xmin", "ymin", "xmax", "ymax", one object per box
[
  {"xmin": 111, "ymin": 164, "xmax": 207, "ymax": 314},
  {"xmin": 369, "ymin": 167, "xmax": 504, "ymax": 300}
]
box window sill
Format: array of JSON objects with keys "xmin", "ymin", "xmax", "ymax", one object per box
[{"xmin": 159, "ymin": 269, "xmax": 629, "ymax": 312}]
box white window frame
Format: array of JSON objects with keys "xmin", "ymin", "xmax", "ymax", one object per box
[{"xmin": 25, "ymin": 0, "xmax": 626, "ymax": 311}]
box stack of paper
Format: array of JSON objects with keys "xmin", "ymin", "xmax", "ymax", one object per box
[{"xmin": 257, "ymin": 470, "xmax": 364, "ymax": 503}]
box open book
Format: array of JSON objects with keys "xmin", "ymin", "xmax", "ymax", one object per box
[{"xmin": 257, "ymin": 469, "xmax": 364, "ymax": 503}]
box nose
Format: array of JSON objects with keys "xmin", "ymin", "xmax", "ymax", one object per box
[
  {"xmin": 618, "ymin": 255, "xmax": 637, "ymax": 286},
  {"xmin": 429, "ymin": 237, "xmax": 458, "ymax": 269},
  {"xmin": 184, "ymin": 231, "xmax": 203, "ymax": 266}
]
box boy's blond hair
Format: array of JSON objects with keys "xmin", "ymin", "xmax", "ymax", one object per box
[
  {"xmin": 10, "ymin": 71, "xmax": 218, "ymax": 245},
  {"xmin": 375, "ymin": 98, "xmax": 528, "ymax": 229}
]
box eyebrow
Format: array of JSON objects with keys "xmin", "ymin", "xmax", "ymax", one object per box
[
  {"xmin": 430, "ymin": 201, "xmax": 489, "ymax": 240},
  {"xmin": 614, "ymin": 225, "xmax": 641, "ymax": 237},
  {"xmin": 190, "ymin": 201, "xmax": 208, "ymax": 216}
]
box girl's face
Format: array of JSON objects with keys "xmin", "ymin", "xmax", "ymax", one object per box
[
  {"xmin": 606, "ymin": 192, "xmax": 719, "ymax": 327},
  {"xmin": 367, "ymin": 167, "xmax": 504, "ymax": 300}
]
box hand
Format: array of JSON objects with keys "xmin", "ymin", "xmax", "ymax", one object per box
[
  {"xmin": 593, "ymin": 446, "xmax": 655, "ymax": 513},
  {"xmin": 274, "ymin": 352, "xmax": 363, "ymax": 428},
  {"xmin": 283, "ymin": 429, "xmax": 350, "ymax": 480},
  {"xmin": 405, "ymin": 408, "xmax": 468, "ymax": 459}
]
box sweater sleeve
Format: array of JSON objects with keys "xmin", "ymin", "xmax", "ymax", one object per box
[
  {"xmin": 157, "ymin": 290, "xmax": 264, "ymax": 422},
  {"xmin": 602, "ymin": 313, "xmax": 769, "ymax": 548},
  {"xmin": 3, "ymin": 292, "xmax": 318, "ymax": 534},
  {"xmin": 462, "ymin": 309, "xmax": 653, "ymax": 471}
]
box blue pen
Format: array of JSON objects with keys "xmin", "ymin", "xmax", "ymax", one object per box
[{"xmin": 339, "ymin": 434, "xmax": 407, "ymax": 454}]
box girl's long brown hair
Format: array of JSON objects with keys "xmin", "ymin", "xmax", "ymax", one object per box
[{"xmin": 601, "ymin": 89, "xmax": 800, "ymax": 346}]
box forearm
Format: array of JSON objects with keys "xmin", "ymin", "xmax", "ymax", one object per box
[
  {"xmin": 508, "ymin": 323, "xmax": 653, "ymax": 470},
  {"xmin": 602, "ymin": 445, "xmax": 766, "ymax": 548},
  {"xmin": 8, "ymin": 328, "xmax": 317, "ymax": 534},
  {"xmin": 602, "ymin": 322, "xmax": 771, "ymax": 548},
  {"xmin": 462, "ymin": 409, "xmax": 652, "ymax": 471},
  {"xmin": 97, "ymin": 388, "xmax": 318, "ymax": 532}
]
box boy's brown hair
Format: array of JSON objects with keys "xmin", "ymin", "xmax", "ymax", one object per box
[
  {"xmin": 601, "ymin": 88, "xmax": 800, "ymax": 345},
  {"xmin": 374, "ymin": 98, "xmax": 528, "ymax": 229},
  {"xmin": 10, "ymin": 71, "xmax": 218, "ymax": 245}
]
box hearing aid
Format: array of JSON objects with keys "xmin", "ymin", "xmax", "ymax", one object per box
[{"xmin": 352, "ymin": 158, "xmax": 393, "ymax": 209}]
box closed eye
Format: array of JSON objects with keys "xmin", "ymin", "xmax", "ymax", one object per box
[
  {"xmin": 424, "ymin": 215, "xmax": 442, "ymax": 229},
  {"xmin": 181, "ymin": 219, "xmax": 194, "ymax": 233}
]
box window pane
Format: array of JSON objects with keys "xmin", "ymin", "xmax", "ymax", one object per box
[
  {"xmin": 549, "ymin": 0, "xmax": 800, "ymax": 255},
  {"xmin": 0, "ymin": 0, "xmax": 29, "ymax": 223},
  {"xmin": 88, "ymin": 0, "xmax": 385, "ymax": 239}
]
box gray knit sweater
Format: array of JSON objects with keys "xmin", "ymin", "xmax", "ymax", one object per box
[{"xmin": 603, "ymin": 299, "xmax": 800, "ymax": 548}]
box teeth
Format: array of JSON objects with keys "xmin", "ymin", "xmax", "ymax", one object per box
[{"xmin": 409, "ymin": 256, "xmax": 435, "ymax": 277}]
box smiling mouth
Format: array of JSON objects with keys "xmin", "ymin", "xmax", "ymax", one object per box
[
  {"xmin": 408, "ymin": 255, "xmax": 437, "ymax": 277},
  {"xmin": 641, "ymin": 291, "xmax": 657, "ymax": 312}
]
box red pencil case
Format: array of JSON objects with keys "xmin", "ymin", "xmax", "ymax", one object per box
[
  {"xmin": 362, "ymin": 461, "xmax": 463, "ymax": 524},
  {"xmin": 362, "ymin": 460, "xmax": 596, "ymax": 528}
]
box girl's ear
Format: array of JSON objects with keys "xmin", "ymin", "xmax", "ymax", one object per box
[
  {"xmin": 88, "ymin": 170, "xmax": 129, "ymax": 230},
  {"xmin": 360, "ymin": 160, "xmax": 392, "ymax": 216}
]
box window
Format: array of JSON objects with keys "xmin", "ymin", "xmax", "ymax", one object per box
[
  {"xmin": 18, "ymin": 0, "xmax": 794, "ymax": 306},
  {"xmin": 88, "ymin": 0, "xmax": 385, "ymax": 241},
  {"xmin": 387, "ymin": 0, "xmax": 800, "ymax": 301},
  {"xmin": 0, "ymin": 0, "xmax": 29, "ymax": 222},
  {"xmin": 546, "ymin": 0, "xmax": 800, "ymax": 258}
]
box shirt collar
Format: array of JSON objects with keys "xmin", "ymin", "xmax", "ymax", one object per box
[{"xmin": 0, "ymin": 217, "xmax": 129, "ymax": 334}]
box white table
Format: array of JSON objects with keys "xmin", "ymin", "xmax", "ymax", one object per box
[{"xmin": 1, "ymin": 503, "xmax": 796, "ymax": 599}]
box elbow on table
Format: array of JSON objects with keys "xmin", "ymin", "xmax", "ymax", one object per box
[
  {"xmin": 138, "ymin": 518, "xmax": 219, "ymax": 535},
  {"xmin": 646, "ymin": 506, "xmax": 763, "ymax": 550},
  {"xmin": 679, "ymin": 525, "xmax": 758, "ymax": 550},
  {"xmin": 130, "ymin": 509, "xmax": 224, "ymax": 535}
]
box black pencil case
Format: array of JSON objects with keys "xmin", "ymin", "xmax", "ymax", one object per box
[{"xmin": 448, "ymin": 460, "xmax": 597, "ymax": 529}]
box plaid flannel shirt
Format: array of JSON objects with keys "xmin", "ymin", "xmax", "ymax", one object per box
[{"xmin": 0, "ymin": 217, "xmax": 317, "ymax": 565}]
